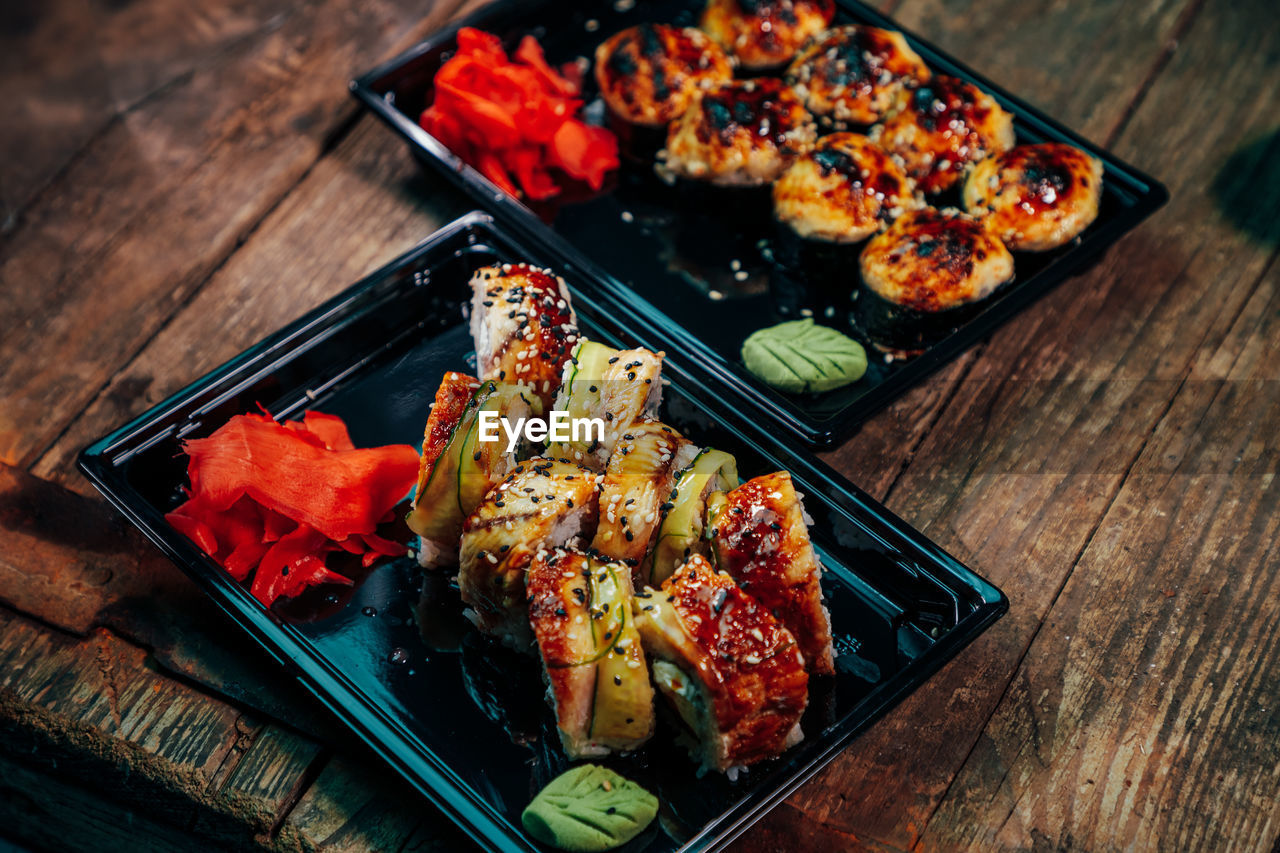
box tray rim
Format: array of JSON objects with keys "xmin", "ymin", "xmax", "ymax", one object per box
[
  {"xmin": 349, "ymin": 0, "xmax": 1170, "ymax": 449},
  {"xmin": 78, "ymin": 210, "xmax": 1007, "ymax": 853}
]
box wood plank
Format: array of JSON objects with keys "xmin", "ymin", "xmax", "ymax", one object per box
[
  {"xmin": 219, "ymin": 724, "xmax": 324, "ymax": 827},
  {"xmin": 0, "ymin": 751, "xmax": 212, "ymax": 853},
  {"xmin": 0, "ymin": 0, "xmax": 472, "ymax": 470},
  {"xmin": 32, "ymin": 116, "xmax": 469, "ymax": 492},
  {"xmin": 282, "ymin": 756, "xmax": 460, "ymax": 852},
  {"xmin": 0, "ymin": 608, "xmax": 271, "ymax": 845},
  {"xmin": 775, "ymin": 0, "xmax": 1279, "ymax": 846},
  {"xmin": 923, "ymin": 270, "xmax": 1280, "ymax": 848},
  {"xmin": 0, "ymin": 461, "xmax": 332, "ymax": 732},
  {"xmin": 0, "ymin": 0, "xmax": 298, "ymax": 232}
]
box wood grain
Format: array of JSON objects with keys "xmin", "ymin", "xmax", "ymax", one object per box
[
  {"xmin": 0, "ymin": 0, "xmax": 471, "ymax": 471},
  {"xmin": 31, "ymin": 116, "xmax": 469, "ymax": 493},
  {"xmin": 0, "ymin": 0, "xmax": 298, "ymax": 233},
  {"xmin": 926, "ymin": 263, "xmax": 1280, "ymax": 849},
  {"xmin": 780, "ymin": 0, "xmax": 1280, "ymax": 846}
]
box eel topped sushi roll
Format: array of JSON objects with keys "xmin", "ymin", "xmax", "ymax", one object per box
[
  {"xmin": 458, "ymin": 458, "xmax": 601, "ymax": 648},
  {"xmin": 591, "ymin": 420, "xmax": 696, "ymax": 585},
  {"xmin": 408, "ymin": 373, "xmax": 541, "ymax": 568},
  {"xmin": 962, "ymin": 143, "xmax": 1104, "ymax": 251},
  {"xmin": 873, "ymin": 75, "xmax": 1015, "ymax": 196},
  {"xmin": 786, "ymin": 25, "xmax": 930, "ymax": 126},
  {"xmin": 700, "ymin": 0, "xmax": 835, "ymax": 73},
  {"xmin": 595, "ymin": 24, "xmax": 733, "ymax": 161},
  {"xmin": 548, "ymin": 340, "xmax": 665, "ymax": 471},
  {"xmin": 855, "ymin": 207, "xmax": 1014, "ymax": 352},
  {"xmin": 634, "ymin": 554, "xmax": 809, "ymax": 773},
  {"xmin": 707, "ymin": 471, "xmax": 835, "ymax": 675},
  {"xmin": 526, "ymin": 548, "xmax": 655, "ymax": 757},
  {"xmin": 469, "ymin": 263, "xmax": 579, "ymax": 408},
  {"xmin": 647, "ymin": 447, "xmax": 739, "ymax": 585}
]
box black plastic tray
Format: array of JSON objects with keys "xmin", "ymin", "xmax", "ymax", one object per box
[
  {"xmin": 80, "ymin": 212, "xmax": 1005, "ymax": 853},
  {"xmin": 351, "ymin": 0, "xmax": 1168, "ymax": 448}
]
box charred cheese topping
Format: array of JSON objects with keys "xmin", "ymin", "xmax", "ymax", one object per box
[
  {"xmin": 786, "ymin": 25, "xmax": 930, "ymax": 125},
  {"xmin": 594, "ymin": 24, "xmax": 733, "ymax": 127},
  {"xmin": 963, "ymin": 143, "xmax": 1104, "ymax": 251}
]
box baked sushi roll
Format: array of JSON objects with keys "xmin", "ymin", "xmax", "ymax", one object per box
[
  {"xmin": 706, "ymin": 471, "xmax": 834, "ymax": 675},
  {"xmin": 527, "ymin": 548, "xmax": 655, "ymax": 757},
  {"xmin": 408, "ymin": 374, "xmax": 541, "ymax": 568},
  {"xmin": 855, "ymin": 207, "xmax": 1015, "ymax": 352},
  {"xmin": 648, "ymin": 448, "xmax": 739, "ymax": 585},
  {"xmin": 595, "ymin": 24, "xmax": 733, "ymax": 161},
  {"xmin": 873, "ymin": 76, "xmax": 1015, "ymax": 195},
  {"xmin": 785, "ymin": 25, "xmax": 930, "ymax": 126},
  {"xmin": 962, "ymin": 143, "xmax": 1104, "ymax": 251},
  {"xmin": 470, "ymin": 264, "xmax": 580, "ymax": 408},
  {"xmin": 592, "ymin": 421, "xmax": 694, "ymax": 584},
  {"xmin": 458, "ymin": 458, "xmax": 601, "ymax": 648},
  {"xmin": 663, "ymin": 78, "xmax": 817, "ymax": 188},
  {"xmin": 773, "ymin": 132, "xmax": 919, "ymax": 244},
  {"xmin": 700, "ymin": 0, "xmax": 835, "ymax": 72},
  {"xmin": 634, "ymin": 554, "xmax": 809, "ymax": 773},
  {"xmin": 549, "ymin": 340, "xmax": 665, "ymax": 471}
]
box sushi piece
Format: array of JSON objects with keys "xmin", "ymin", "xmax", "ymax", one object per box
[
  {"xmin": 648, "ymin": 448, "xmax": 739, "ymax": 585},
  {"xmin": 458, "ymin": 458, "xmax": 601, "ymax": 648},
  {"xmin": 662, "ymin": 78, "xmax": 817, "ymax": 188},
  {"xmin": 700, "ymin": 0, "xmax": 835, "ymax": 72},
  {"xmin": 548, "ymin": 340, "xmax": 665, "ymax": 471},
  {"xmin": 408, "ymin": 374, "xmax": 541, "ymax": 568},
  {"xmin": 634, "ymin": 554, "xmax": 809, "ymax": 773},
  {"xmin": 594, "ymin": 24, "xmax": 733, "ymax": 160},
  {"xmin": 470, "ymin": 263, "xmax": 580, "ymax": 408},
  {"xmin": 785, "ymin": 25, "xmax": 931, "ymax": 126},
  {"xmin": 706, "ymin": 471, "xmax": 834, "ymax": 675},
  {"xmin": 962, "ymin": 143, "xmax": 1104, "ymax": 251},
  {"xmin": 873, "ymin": 76, "xmax": 1015, "ymax": 195},
  {"xmin": 855, "ymin": 207, "xmax": 1014, "ymax": 352},
  {"xmin": 773, "ymin": 132, "xmax": 919, "ymax": 244},
  {"xmin": 592, "ymin": 421, "xmax": 694, "ymax": 584},
  {"xmin": 526, "ymin": 548, "xmax": 655, "ymax": 757}
]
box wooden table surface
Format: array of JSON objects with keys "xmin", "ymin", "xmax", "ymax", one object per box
[{"xmin": 3, "ymin": 0, "xmax": 1278, "ymax": 849}]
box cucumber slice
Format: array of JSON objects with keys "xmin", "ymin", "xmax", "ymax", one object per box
[
  {"xmin": 548, "ymin": 340, "xmax": 617, "ymax": 459},
  {"xmin": 649, "ymin": 449, "xmax": 740, "ymax": 584},
  {"xmin": 407, "ymin": 380, "xmax": 541, "ymax": 541},
  {"xmin": 587, "ymin": 561, "xmax": 652, "ymax": 746}
]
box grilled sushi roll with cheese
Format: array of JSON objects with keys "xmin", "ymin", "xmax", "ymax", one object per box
[
  {"xmin": 408, "ymin": 374, "xmax": 541, "ymax": 568},
  {"xmin": 458, "ymin": 459, "xmax": 601, "ymax": 648},
  {"xmin": 855, "ymin": 207, "xmax": 1014, "ymax": 352},
  {"xmin": 773, "ymin": 132, "xmax": 919, "ymax": 244},
  {"xmin": 648, "ymin": 448, "xmax": 739, "ymax": 585},
  {"xmin": 595, "ymin": 24, "xmax": 734, "ymax": 161},
  {"xmin": 592, "ymin": 421, "xmax": 693, "ymax": 584},
  {"xmin": 700, "ymin": 0, "xmax": 835, "ymax": 72},
  {"xmin": 527, "ymin": 549, "xmax": 655, "ymax": 757},
  {"xmin": 663, "ymin": 78, "xmax": 817, "ymax": 188},
  {"xmin": 786, "ymin": 26, "xmax": 930, "ymax": 126},
  {"xmin": 873, "ymin": 76, "xmax": 1015, "ymax": 195},
  {"xmin": 470, "ymin": 264, "xmax": 580, "ymax": 408},
  {"xmin": 634, "ymin": 555, "xmax": 809, "ymax": 773},
  {"xmin": 706, "ymin": 471, "xmax": 834, "ymax": 675},
  {"xmin": 549, "ymin": 340, "xmax": 665, "ymax": 471},
  {"xmin": 962, "ymin": 143, "xmax": 1104, "ymax": 251}
]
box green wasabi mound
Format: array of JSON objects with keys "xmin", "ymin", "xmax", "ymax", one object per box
[
  {"xmin": 521, "ymin": 764, "xmax": 658, "ymax": 851},
  {"xmin": 741, "ymin": 318, "xmax": 868, "ymax": 394}
]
